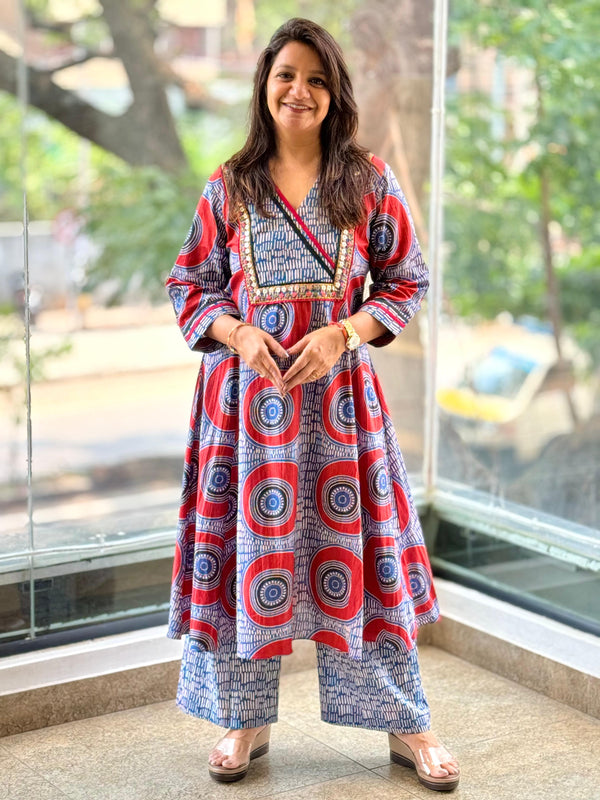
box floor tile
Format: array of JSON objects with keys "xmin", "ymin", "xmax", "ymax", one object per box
[
  {"xmin": 278, "ymin": 668, "xmax": 394, "ymax": 769},
  {"xmin": 1, "ymin": 645, "xmax": 597, "ymax": 800},
  {"xmin": 260, "ymin": 770, "xmax": 419, "ymax": 799},
  {"xmin": 374, "ymin": 710, "xmax": 600, "ymax": 800},
  {"xmin": 2, "ymin": 712, "xmax": 366, "ymax": 800},
  {"xmin": 415, "ymin": 645, "xmax": 577, "ymax": 748},
  {"xmin": 1, "ymin": 747, "xmax": 71, "ymax": 800}
]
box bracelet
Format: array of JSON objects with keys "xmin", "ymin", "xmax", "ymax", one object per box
[
  {"xmin": 328, "ymin": 321, "xmax": 348, "ymax": 344},
  {"xmin": 227, "ymin": 321, "xmax": 250, "ymax": 353}
]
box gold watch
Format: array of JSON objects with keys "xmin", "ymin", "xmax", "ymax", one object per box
[{"xmin": 340, "ymin": 319, "xmax": 361, "ymax": 350}]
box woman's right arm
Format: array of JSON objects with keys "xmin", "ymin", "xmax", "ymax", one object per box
[
  {"xmin": 165, "ymin": 168, "xmax": 241, "ymax": 354},
  {"xmin": 205, "ymin": 314, "xmax": 247, "ymax": 349}
]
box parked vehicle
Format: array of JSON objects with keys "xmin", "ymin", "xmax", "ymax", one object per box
[{"xmin": 437, "ymin": 322, "xmax": 596, "ymax": 464}]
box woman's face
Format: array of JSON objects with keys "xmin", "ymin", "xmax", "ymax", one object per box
[{"xmin": 266, "ymin": 41, "xmax": 331, "ymax": 141}]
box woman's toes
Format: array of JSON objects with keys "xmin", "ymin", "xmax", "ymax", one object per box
[
  {"xmin": 430, "ymin": 764, "xmax": 450, "ymax": 777},
  {"xmin": 440, "ymin": 761, "xmax": 459, "ymax": 775},
  {"xmin": 222, "ymin": 754, "xmax": 242, "ymax": 768}
]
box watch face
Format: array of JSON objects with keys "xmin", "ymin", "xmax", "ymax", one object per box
[{"xmin": 347, "ymin": 332, "xmax": 361, "ymax": 350}]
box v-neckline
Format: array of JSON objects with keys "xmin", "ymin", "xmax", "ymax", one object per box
[{"xmin": 275, "ymin": 177, "xmax": 319, "ymax": 215}]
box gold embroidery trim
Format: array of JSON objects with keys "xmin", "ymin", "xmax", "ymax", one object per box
[{"xmin": 238, "ymin": 204, "xmax": 354, "ymax": 305}]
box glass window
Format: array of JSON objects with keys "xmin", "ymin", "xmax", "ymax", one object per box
[
  {"xmin": 1, "ymin": 0, "xmax": 598, "ymax": 650},
  {"xmin": 434, "ymin": 0, "xmax": 599, "ymax": 630}
]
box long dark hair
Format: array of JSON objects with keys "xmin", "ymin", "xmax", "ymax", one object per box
[{"xmin": 224, "ymin": 18, "xmax": 372, "ymax": 229}]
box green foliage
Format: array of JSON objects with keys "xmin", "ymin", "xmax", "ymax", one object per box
[
  {"xmin": 0, "ymin": 89, "xmax": 246, "ymax": 297},
  {"xmin": 558, "ymin": 245, "xmax": 600, "ymax": 363},
  {"xmin": 0, "ymin": 95, "xmax": 23, "ymax": 220},
  {"xmin": 83, "ymin": 166, "xmax": 200, "ymax": 302},
  {"xmin": 0, "ymin": 94, "xmax": 89, "ymax": 222},
  {"xmin": 83, "ymin": 112, "xmax": 245, "ymax": 301},
  {"xmin": 445, "ymin": 0, "xmax": 600, "ymax": 361}
]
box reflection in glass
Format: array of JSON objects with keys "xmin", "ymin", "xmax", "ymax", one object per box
[{"xmin": 433, "ymin": 520, "xmax": 600, "ymax": 633}]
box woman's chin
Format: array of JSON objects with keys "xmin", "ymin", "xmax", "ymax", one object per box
[{"xmin": 275, "ymin": 118, "xmax": 320, "ymax": 137}]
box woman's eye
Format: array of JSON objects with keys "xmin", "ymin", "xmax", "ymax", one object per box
[
  {"xmin": 310, "ymin": 78, "xmax": 326, "ymax": 86},
  {"xmin": 277, "ymin": 72, "xmax": 292, "ymax": 79}
]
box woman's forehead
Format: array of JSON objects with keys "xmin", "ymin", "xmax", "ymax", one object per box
[{"xmin": 271, "ymin": 41, "xmax": 326, "ymax": 72}]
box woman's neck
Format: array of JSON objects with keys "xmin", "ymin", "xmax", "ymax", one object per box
[{"xmin": 271, "ymin": 133, "xmax": 322, "ymax": 171}]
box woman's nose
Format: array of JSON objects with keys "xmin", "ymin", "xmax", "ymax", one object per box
[{"xmin": 289, "ymin": 78, "xmax": 311, "ymax": 98}]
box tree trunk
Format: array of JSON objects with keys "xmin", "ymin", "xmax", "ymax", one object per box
[
  {"xmin": 0, "ymin": 1, "xmax": 187, "ymax": 172},
  {"xmin": 535, "ymin": 74, "xmax": 579, "ymax": 426},
  {"xmin": 98, "ymin": 0, "xmax": 187, "ymax": 172},
  {"xmin": 539, "ymin": 165, "xmax": 579, "ymax": 425}
]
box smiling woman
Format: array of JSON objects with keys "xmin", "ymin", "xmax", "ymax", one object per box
[
  {"xmin": 267, "ymin": 41, "xmax": 331, "ymax": 210},
  {"xmin": 164, "ymin": 16, "xmax": 460, "ymax": 791},
  {"xmin": 266, "ymin": 42, "xmax": 331, "ymax": 143}
]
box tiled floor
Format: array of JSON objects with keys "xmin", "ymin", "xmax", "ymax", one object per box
[{"xmin": 2, "ymin": 645, "xmax": 598, "ymax": 800}]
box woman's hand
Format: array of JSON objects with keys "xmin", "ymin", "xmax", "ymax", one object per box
[
  {"xmin": 282, "ymin": 325, "xmax": 346, "ymax": 392},
  {"xmin": 230, "ymin": 323, "xmax": 289, "ymax": 395}
]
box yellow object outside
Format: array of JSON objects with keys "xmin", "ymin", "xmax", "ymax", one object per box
[{"xmin": 436, "ymin": 388, "xmax": 514, "ymax": 424}]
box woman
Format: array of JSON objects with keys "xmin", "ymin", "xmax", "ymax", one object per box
[{"xmin": 165, "ymin": 17, "xmax": 460, "ymax": 793}]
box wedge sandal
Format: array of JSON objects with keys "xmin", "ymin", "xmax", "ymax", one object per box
[
  {"xmin": 208, "ymin": 724, "xmax": 271, "ymax": 783},
  {"xmin": 388, "ymin": 733, "xmax": 460, "ymax": 792}
]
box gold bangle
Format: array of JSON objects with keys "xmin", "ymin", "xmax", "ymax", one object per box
[{"xmin": 227, "ymin": 321, "xmax": 250, "ymax": 353}]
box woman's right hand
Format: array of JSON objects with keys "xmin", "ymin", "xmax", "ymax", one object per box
[{"xmin": 230, "ymin": 323, "xmax": 289, "ymax": 395}]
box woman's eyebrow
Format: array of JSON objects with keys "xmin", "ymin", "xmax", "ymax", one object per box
[{"xmin": 275, "ymin": 63, "xmax": 327, "ymax": 75}]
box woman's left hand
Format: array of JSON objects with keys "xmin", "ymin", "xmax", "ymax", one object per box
[{"xmin": 282, "ymin": 325, "xmax": 347, "ymax": 393}]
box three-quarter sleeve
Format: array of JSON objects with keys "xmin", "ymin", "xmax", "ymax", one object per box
[
  {"xmin": 358, "ymin": 162, "xmax": 429, "ymax": 348},
  {"xmin": 165, "ymin": 168, "xmax": 240, "ymax": 353}
]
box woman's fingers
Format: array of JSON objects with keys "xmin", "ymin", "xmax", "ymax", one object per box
[
  {"xmin": 283, "ymin": 360, "xmax": 324, "ymax": 392},
  {"xmin": 234, "ymin": 325, "xmax": 343, "ymax": 395},
  {"xmin": 284, "ymin": 328, "xmax": 345, "ymax": 388},
  {"xmin": 253, "ymin": 333, "xmax": 289, "ymax": 394},
  {"xmin": 257, "ymin": 357, "xmax": 286, "ymax": 394},
  {"xmin": 266, "ymin": 333, "xmax": 290, "ymax": 359},
  {"xmin": 233, "ymin": 327, "xmax": 286, "ymax": 391}
]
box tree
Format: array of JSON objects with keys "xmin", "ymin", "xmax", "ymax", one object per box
[
  {"xmin": 0, "ymin": 0, "xmax": 187, "ymax": 172},
  {"xmin": 446, "ymin": 0, "xmax": 600, "ymax": 367}
]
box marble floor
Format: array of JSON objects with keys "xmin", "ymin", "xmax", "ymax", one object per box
[{"xmin": 1, "ymin": 644, "xmax": 598, "ymax": 800}]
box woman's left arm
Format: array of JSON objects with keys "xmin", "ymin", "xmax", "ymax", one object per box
[{"xmin": 352, "ymin": 162, "xmax": 430, "ymax": 348}]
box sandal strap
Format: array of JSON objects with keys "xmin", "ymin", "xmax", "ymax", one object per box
[
  {"xmin": 214, "ymin": 737, "xmax": 245, "ymax": 757},
  {"xmin": 413, "ymin": 745, "xmax": 456, "ymax": 776},
  {"xmin": 214, "ymin": 725, "xmax": 267, "ymax": 758}
]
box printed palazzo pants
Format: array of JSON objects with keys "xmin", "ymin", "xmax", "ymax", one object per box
[{"xmin": 176, "ymin": 637, "xmax": 431, "ymax": 733}]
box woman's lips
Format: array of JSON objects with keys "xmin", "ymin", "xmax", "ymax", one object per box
[{"xmin": 283, "ymin": 102, "xmax": 313, "ymax": 113}]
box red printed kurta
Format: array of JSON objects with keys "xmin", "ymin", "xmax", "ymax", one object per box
[{"xmin": 165, "ymin": 155, "xmax": 440, "ymax": 660}]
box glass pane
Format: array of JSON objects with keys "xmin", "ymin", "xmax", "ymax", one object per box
[
  {"xmin": 21, "ymin": 557, "xmax": 172, "ymax": 634},
  {"xmin": 440, "ymin": 1, "xmax": 599, "ymax": 529},
  {"xmin": 436, "ymin": 0, "xmax": 599, "ymax": 626},
  {"xmin": 0, "ymin": 2, "xmax": 31, "ymax": 642},
  {"xmin": 433, "ymin": 520, "xmax": 600, "ymax": 633},
  {"xmin": 2, "ymin": 0, "xmax": 432, "ymax": 642},
  {"xmin": 19, "ymin": 1, "xmax": 236, "ymax": 637}
]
